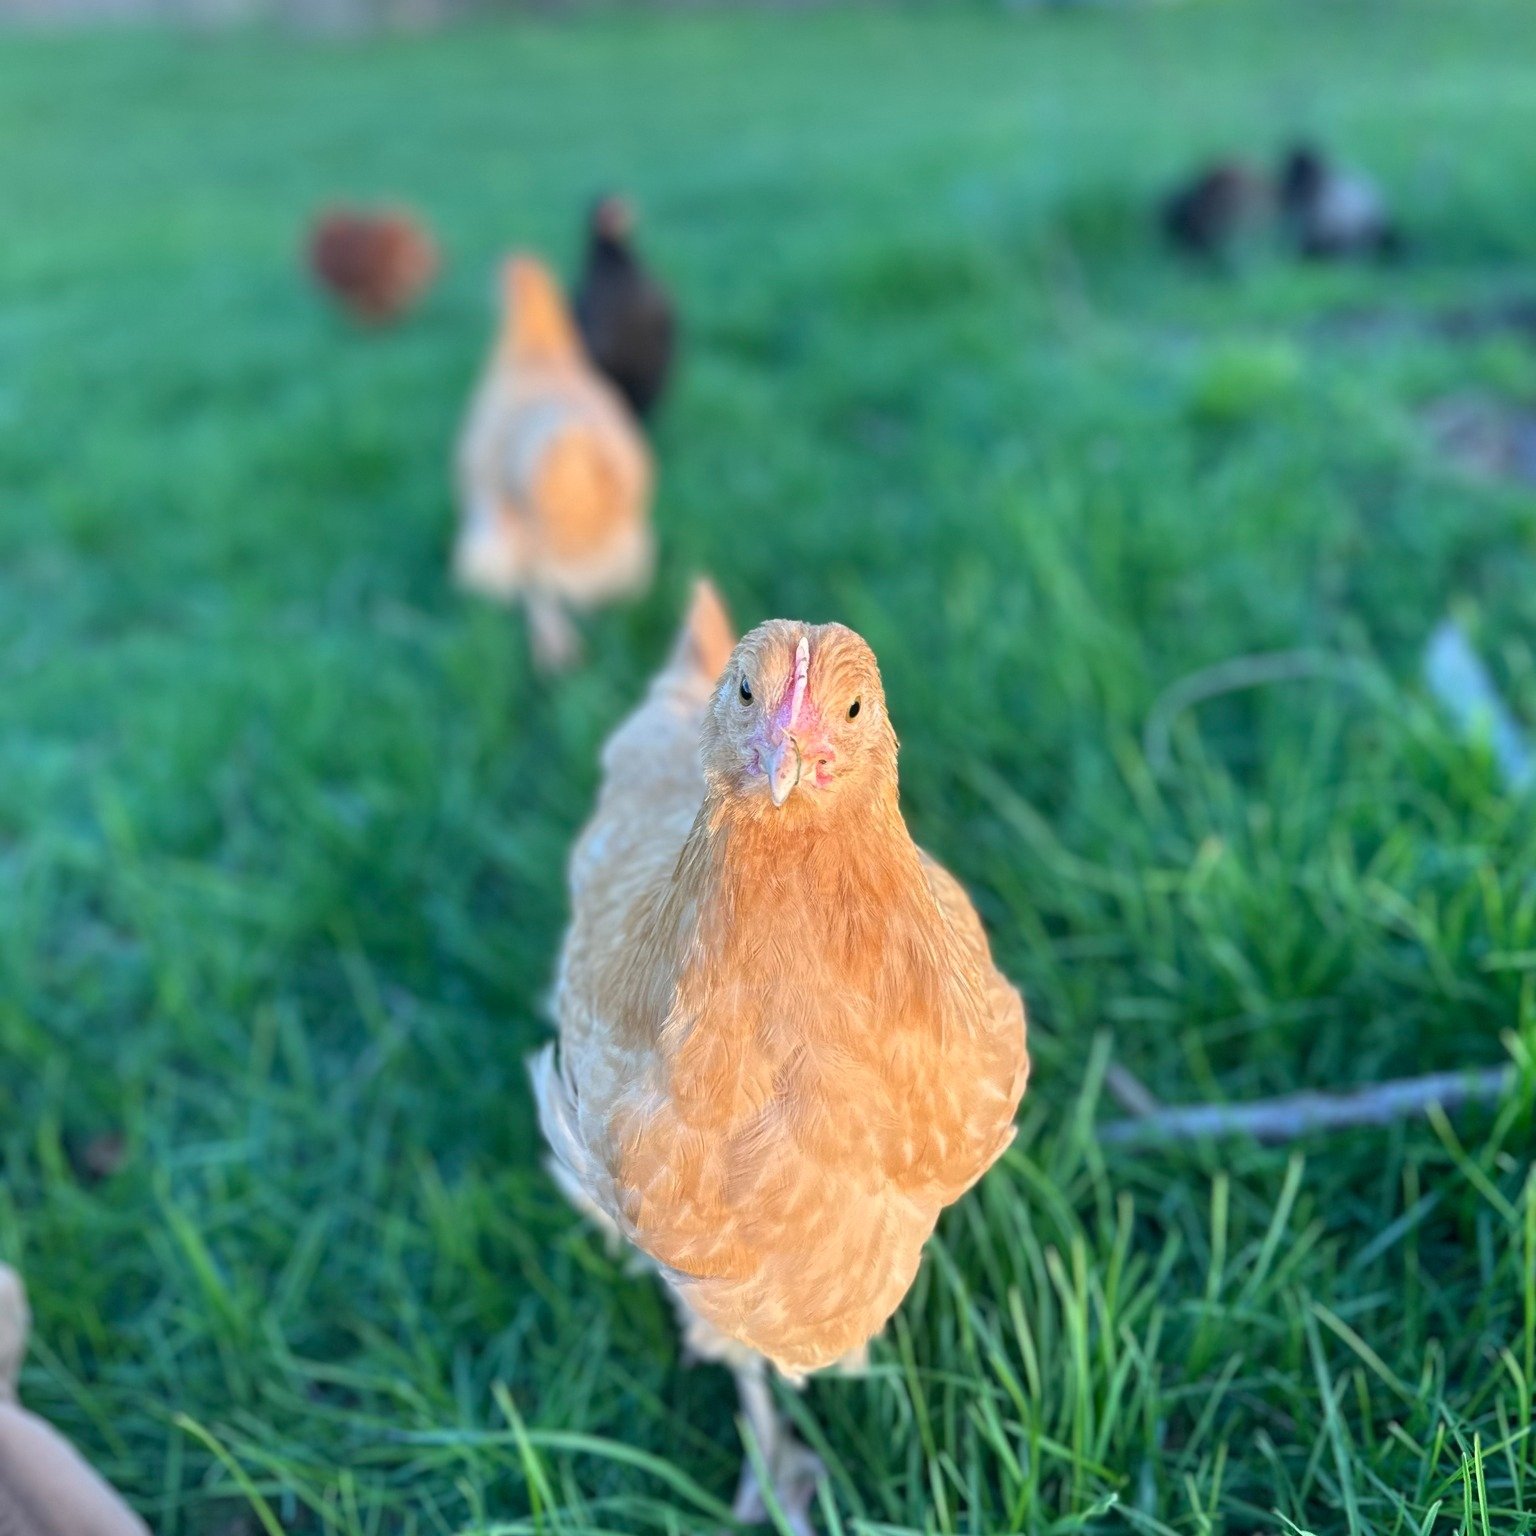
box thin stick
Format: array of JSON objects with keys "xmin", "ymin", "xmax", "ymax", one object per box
[
  {"xmin": 1101, "ymin": 1066, "xmax": 1515, "ymax": 1147},
  {"xmin": 1104, "ymin": 1061, "xmax": 1161, "ymax": 1118},
  {"xmin": 1142, "ymin": 649, "xmax": 1381, "ymax": 776}
]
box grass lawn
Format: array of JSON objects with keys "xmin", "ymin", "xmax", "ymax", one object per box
[{"xmin": 3, "ymin": 1, "xmax": 1536, "ymax": 1530}]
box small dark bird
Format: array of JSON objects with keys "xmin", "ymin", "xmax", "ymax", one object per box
[
  {"xmin": 574, "ymin": 195, "xmax": 676, "ymax": 420},
  {"xmin": 307, "ymin": 205, "xmax": 439, "ymax": 323},
  {"xmin": 1161, "ymin": 161, "xmax": 1268, "ymax": 259},
  {"xmin": 1279, "ymin": 144, "xmax": 1401, "ymax": 260}
]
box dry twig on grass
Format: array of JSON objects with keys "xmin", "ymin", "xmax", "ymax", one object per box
[
  {"xmin": 1142, "ymin": 649, "xmax": 1382, "ymax": 776},
  {"xmin": 1104, "ymin": 1061, "xmax": 1162, "ymax": 1118},
  {"xmin": 1100, "ymin": 1065, "xmax": 1515, "ymax": 1147}
]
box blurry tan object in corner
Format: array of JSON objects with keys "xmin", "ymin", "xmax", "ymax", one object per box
[
  {"xmin": 454, "ymin": 256, "xmax": 654, "ymax": 670},
  {"xmin": 307, "ymin": 206, "xmax": 439, "ymax": 324},
  {"xmin": 0, "ymin": 1266, "xmax": 150, "ymax": 1536}
]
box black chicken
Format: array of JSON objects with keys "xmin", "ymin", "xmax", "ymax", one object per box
[{"xmin": 574, "ymin": 195, "xmax": 676, "ymax": 421}]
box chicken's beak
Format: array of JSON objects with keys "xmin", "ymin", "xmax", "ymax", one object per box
[{"xmin": 765, "ymin": 736, "xmax": 802, "ymax": 807}]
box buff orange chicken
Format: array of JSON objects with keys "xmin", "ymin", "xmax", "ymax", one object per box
[
  {"xmin": 454, "ymin": 255, "xmax": 653, "ymax": 670},
  {"xmin": 533, "ymin": 582, "xmax": 1029, "ymax": 1525}
]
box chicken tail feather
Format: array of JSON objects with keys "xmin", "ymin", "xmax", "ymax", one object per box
[{"xmin": 670, "ymin": 577, "xmax": 736, "ymax": 688}]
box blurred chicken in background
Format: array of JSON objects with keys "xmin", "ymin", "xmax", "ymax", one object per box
[
  {"xmin": 454, "ymin": 255, "xmax": 653, "ymax": 669},
  {"xmin": 575, "ymin": 195, "xmax": 677, "ymax": 421},
  {"xmin": 0, "ymin": 1266, "xmax": 149, "ymax": 1536},
  {"xmin": 1279, "ymin": 143, "xmax": 1401, "ymax": 259},
  {"xmin": 307, "ymin": 204, "xmax": 440, "ymax": 322},
  {"xmin": 1161, "ymin": 160, "xmax": 1270, "ymax": 260},
  {"xmin": 534, "ymin": 584, "xmax": 1029, "ymax": 1529}
]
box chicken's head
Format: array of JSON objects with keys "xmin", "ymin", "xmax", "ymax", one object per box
[
  {"xmin": 701, "ymin": 620, "xmax": 896, "ymax": 817},
  {"xmin": 590, "ymin": 193, "xmax": 636, "ymax": 245}
]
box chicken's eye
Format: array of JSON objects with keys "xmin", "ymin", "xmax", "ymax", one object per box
[
  {"xmin": 739, "ymin": 678, "xmax": 753, "ymax": 704},
  {"xmin": 847, "ymin": 698, "xmax": 861, "ymax": 720}
]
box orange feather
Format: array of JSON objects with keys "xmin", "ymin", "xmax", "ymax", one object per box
[{"xmin": 536, "ymin": 585, "xmax": 1029, "ymax": 1374}]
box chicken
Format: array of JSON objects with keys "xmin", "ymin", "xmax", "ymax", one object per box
[
  {"xmin": 306, "ymin": 205, "xmax": 439, "ymax": 323},
  {"xmin": 533, "ymin": 582, "xmax": 1029, "ymax": 1526},
  {"xmin": 1160, "ymin": 161, "xmax": 1269, "ymax": 259},
  {"xmin": 1279, "ymin": 144, "xmax": 1401, "ymax": 260},
  {"xmin": 574, "ymin": 195, "xmax": 676, "ymax": 421},
  {"xmin": 454, "ymin": 255, "xmax": 654, "ymax": 669},
  {"xmin": 0, "ymin": 1265, "xmax": 150, "ymax": 1536}
]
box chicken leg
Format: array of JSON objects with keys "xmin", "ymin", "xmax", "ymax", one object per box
[
  {"xmin": 729, "ymin": 1357, "xmax": 825, "ymax": 1536},
  {"xmin": 665, "ymin": 1299, "xmax": 826, "ymax": 1533},
  {"xmin": 527, "ymin": 590, "xmax": 582, "ymax": 672}
]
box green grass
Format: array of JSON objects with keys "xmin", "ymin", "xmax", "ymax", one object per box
[{"xmin": 3, "ymin": 2, "xmax": 1536, "ymax": 1531}]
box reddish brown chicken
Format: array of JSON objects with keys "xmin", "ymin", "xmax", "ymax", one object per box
[
  {"xmin": 534, "ymin": 583, "xmax": 1029, "ymax": 1527},
  {"xmin": 306, "ymin": 206, "xmax": 439, "ymax": 323},
  {"xmin": 0, "ymin": 1265, "xmax": 149, "ymax": 1536}
]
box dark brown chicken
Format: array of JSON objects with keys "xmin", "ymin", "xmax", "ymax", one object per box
[
  {"xmin": 574, "ymin": 195, "xmax": 676, "ymax": 420},
  {"xmin": 307, "ymin": 205, "xmax": 439, "ymax": 323},
  {"xmin": 1161, "ymin": 161, "xmax": 1269, "ymax": 259}
]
